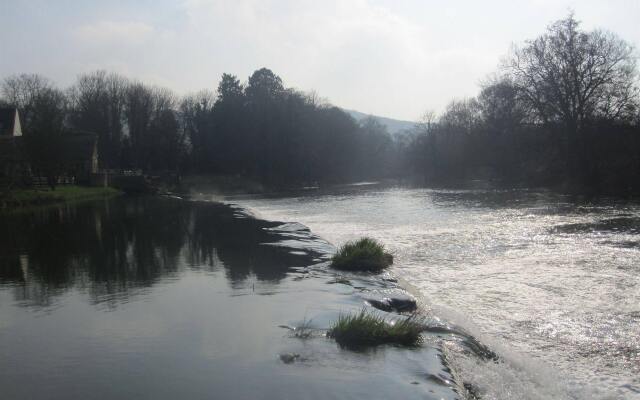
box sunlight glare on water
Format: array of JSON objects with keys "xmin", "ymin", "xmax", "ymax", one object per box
[{"xmin": 231, "ymin": 186, "xmax": 640, "ymax": 400}]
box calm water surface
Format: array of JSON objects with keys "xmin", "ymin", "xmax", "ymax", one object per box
[
  {"xmin": 0, "ymin": 196, "xmax": 459, "ymax": 400},
  {"xmin": 228, "ymin": 184, "xmax": 640, "ymax": 400}
]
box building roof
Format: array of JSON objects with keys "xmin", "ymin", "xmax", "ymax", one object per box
[{"xmin": 0, "ymin": 108, "xmax": 20, "ymax": 136}]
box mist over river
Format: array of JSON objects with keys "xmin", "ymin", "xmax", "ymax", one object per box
[{"xmin": 227, "ymin": 184, "xmax": 640, "ymax": 400}]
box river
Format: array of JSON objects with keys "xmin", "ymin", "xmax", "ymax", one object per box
[
  {"xmin": 225, "ymin": 183, "xmax": 640, "ymax": 400},
  {"xmin": 2, "ymin": 186, "xmax": 639, "ymax": 399},
  {"xmin": 0, "ymin": 196, "xmax": 461, "ymax": 400}
]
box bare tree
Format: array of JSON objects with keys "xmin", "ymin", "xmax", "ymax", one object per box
[
  {"xmin": 505, "ymin": 14, "xmax": 638, "ymax": 128},
  {"xmin": 123, "ymin": 83, "xmax": 183, "ymax": 171},
  {"xmin": 504, "ymin": 13, "xmax": 639, "ymax": 180},
  {"xmin": 124, "ymin": 82, "xmax": 154, "ymax": 168},
  {"xmin": 26, "ymin": 87, "xmax": 68, "ymax": 189},
  {"xmin": 439, "ymin": 98, "xmax": 482, "ymax": 135},
  {"xmin": 478, "ymin": 76, "xmax": 529, "ymax": 134},
  {"xmin": 180, "ymin": 90, "xmax": 216, "ymax": 170},
  {"xmin": 150, "ymin": 87, "xmax": 183, "ymax": 172},
  {"xmin": 415, "ymin": 110, "xmax": 438, "ymax": 136},
  {"xmin": 1, "ymin": 74, "xmax": 54, "ymax": 131},
  {"xmin": 68, "ymin": 70, "xmax": 128, "ymax": 168}
]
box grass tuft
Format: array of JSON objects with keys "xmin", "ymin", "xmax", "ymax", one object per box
[
  {"xmin": 330, "ymin": 237, "xmax": 393, "ymax": 272},
  {"xmin": 327, "ymin": 309, "xmax": 423, "ymax": 348},
  {"xmin": 293, "ymin": 317, "xmax": 314, "ymax": 339}
]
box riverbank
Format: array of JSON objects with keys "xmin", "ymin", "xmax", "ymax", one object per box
[{"xmin": 0, "ymin": 185, "xmax": 121, "ymax": 210}]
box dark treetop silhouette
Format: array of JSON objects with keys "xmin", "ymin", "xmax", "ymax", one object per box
[{"xmin": 1, "ymin": 14, "xmax": 639, "ymax": 194}]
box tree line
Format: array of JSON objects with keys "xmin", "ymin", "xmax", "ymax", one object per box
[
  {"xmin": 2, "ymin": 14, "xmax": 639, "ymax": 193},
  {"xmin": 1, "ymin": 68, "xmax": 400, "ymax": 187},
  {"xmin": 405, "ymin": 14, "xmax": 640, "ymax": 193}
]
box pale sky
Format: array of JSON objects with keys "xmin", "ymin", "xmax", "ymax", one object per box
[{"xmin": 1, "ymin": 0, "xmax": 639, "ymax": 120}]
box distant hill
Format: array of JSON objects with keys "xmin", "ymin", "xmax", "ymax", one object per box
[{"xmin": 344, "ymin": 109, "xmax": 416, "ymax": 135}]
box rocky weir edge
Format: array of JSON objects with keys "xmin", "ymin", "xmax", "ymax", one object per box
[{"xmin": 182, "ymin": 195, "xmax": 500, "ymax": 400}]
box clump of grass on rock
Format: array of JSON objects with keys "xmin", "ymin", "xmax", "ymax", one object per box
[
  {"xmin": 330, "ymin": 237, "xmax": 393, "ymax": 272},
  {"xmin": 327, "ymin": 309, "xmax": 423, "ymax": 348}
]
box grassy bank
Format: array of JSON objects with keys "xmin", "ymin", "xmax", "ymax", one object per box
[{"xmin": 1, "ymin": 186, "xmax": 121, "ymax": 210}]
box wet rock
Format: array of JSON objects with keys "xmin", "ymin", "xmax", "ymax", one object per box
[
  {"xmin": 462, "ymin": 336, "xmax": 499, "ymax": 362},
  {"xmin": 464, "ymin": 382, "xmax": 482, "ymax": 400},
  {"xmin": 367, "ymin": 299, "xmax": 393, "ymax": 311},
  {"xmin": 367, "ymin": 295, "xmax": 417, "ymax": 313},
  {"xmin": 279, "ymin": 353, "xmax": 301, "ymax": 364},
  {"xmin": 426, "ymin": 373, "xmax": 452, "ymax": 386},
  {"xmin": 268, "ymin": 222, "xmax": 311, "ymax": 232},
  {"xmin": 327, "ymin": 276, "xmax": 351, "ymax": 285}
]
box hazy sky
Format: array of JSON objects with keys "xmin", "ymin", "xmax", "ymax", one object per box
[{"xmin": 1, "ymin": 0, "xmax": 638, "ymax": 120}]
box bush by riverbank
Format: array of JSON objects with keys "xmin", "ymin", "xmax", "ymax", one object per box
[{"xmin": 0, "ymin": 186, "xmax": 120, "ymax": 210}]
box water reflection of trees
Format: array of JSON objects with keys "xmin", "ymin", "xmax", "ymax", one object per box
[
  {"xmin": 189, "ymin": 201, "xmax": 324, "ymax": 286},
  {"xmin": 0, "ymin": 197, "xmax": 320, "ymax": 306}
]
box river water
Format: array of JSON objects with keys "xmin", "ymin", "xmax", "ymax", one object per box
[
  {"xmin": 0, "ymin": 196, "xmax": 462, "ymax": 400},
  {"xmin": 227, "ymin": 184, "xmax": 640, "ymax": 400}
]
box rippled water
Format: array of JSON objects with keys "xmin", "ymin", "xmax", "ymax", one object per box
[{"xmin": 228, "ymin": 184, "xmax": 640, "ymax": 400}]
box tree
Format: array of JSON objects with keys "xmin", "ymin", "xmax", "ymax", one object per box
[
  {"xmin": 356, "ymin": 117, "xmax": 396, "ymax": 178},
  {"xmin": 180, "ymin": 90, "xmax": 216, "ymax": 172},
  {"xmin": 244, "ymin": 68, "xmax": 285, "ymax": 180},
  {"xmin": 415, "ymin": 110, "xmax": 437, "ymax": 135},
  {"xmin": 1, "ymin": 74, "xmax": 54, "ymax": 132},
  {"xmin": 245, "ymin": 68, "xmax": 284, "ymax": 103},
  {"xmin": 478, "ymin": 76, "xmax": 529, "ymax": 134},
  {"xmin": 211, "ymin": 74, "xmax": 246, "ymax": 173},
  {"xmin": 216, "ymin": 74, "xmax": 244, "ymax": 104},
  {"xmin": 439, "ymin": 98, "xmax": 482, "ymax": 135},
  {"xmin": 68, "ymin": 71, "xmax": 128, "ymax": 168},
  {"xmin": 504, "ymin": 14, "xmax": 639, "ymax": 178},
  {"xmin": 150, "ymin": 87, "xmax": 183, "ymax": 172},
  {"xmin": 124, "ymin": 82, "xmax": 154, "ymax": 170},
  {"xmin": 25, "ymin": 88, "xmax": 68, "ymax": 189},
  {"xmin": 124, "ymin": 83, "xmax": 182, "ymax": 172}
]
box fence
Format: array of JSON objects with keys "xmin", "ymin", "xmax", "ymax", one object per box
[{"xmin": 31, "ymin": 176, "xmax": 76, "ymax": 188}]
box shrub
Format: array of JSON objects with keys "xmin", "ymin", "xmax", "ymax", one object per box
[
  {"xmin": 330, "ymin": 237, "xmax": 393, "ymax": 272},
  {"xmin": 327, "ymin": 309, "xmax": 423, "ymax": 348}
]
